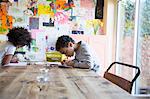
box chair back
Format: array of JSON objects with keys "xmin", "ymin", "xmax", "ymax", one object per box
[{"xmin": 104, "ymin": 62, "xmax": 140, "ymax": 93}]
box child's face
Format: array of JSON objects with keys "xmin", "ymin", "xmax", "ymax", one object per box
[
  {"xmin": 59, "ymin": 43, "xmax": 74, "ymax": 57},
  {"xmin": 16, "ymin": 45, "xmax": 24, "ymax": 48}
]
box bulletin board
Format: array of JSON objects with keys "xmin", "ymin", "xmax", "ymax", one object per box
[{"xmin": 0, "ymin": 0, "xmax": 104, "ymax": 61}]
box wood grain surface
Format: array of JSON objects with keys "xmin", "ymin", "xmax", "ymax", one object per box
[{"xmin": 0, "ymin": 65, "xmax": 139, "ymax": 99}]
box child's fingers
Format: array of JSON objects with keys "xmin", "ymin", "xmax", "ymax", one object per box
[
  {"xmin": 61, "ymin": 60, "xmax": 66, "ymax": 65},
  {"xmin": 65, "ymin": 61, "xmax": 74, "ymax": 66},
  {"xmin": 61, "ymin": 61, "xmax": 64, "ymax": 65}
]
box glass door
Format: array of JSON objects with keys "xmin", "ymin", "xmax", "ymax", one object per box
[
  {"xmin": 136, "ymin": 0, "xmax": 150, "ymax": 95},
  {"xmin": 116, "ymin": 0, "xmax": 136, "ymax": 83},
  {"xmin": 116, "ymin": 0, "xmax": 150, "ymax": 95}
]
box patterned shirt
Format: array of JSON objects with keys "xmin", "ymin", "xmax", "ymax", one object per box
[{"xmin": 72, "ymin": 41, "xmax": 101, "ymax": 74}]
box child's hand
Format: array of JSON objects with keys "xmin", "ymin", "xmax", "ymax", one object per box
[
  {"xmin": 61, "ymin": 60, "xmax": 66, "ymax": 65},
  {"xmin": 61, "ymin": 60, "xmax": 74, "ymax": 67},
  {"xmin": 64, "ymin": 60, "xmax": 74, "ymax": 67},
  {"xmin": 11, "ymin": 56, "xmax": 19, "ymax": 63}
]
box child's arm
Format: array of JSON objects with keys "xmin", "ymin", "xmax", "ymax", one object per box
[
  {"xmin": 72, "ymin": 60, "xmax": 91, "ymax": 69},
  {"xmin": 10, "ymin": 55, "xmax": 19, "ymax": 63},
  {"xmin": 63, "ymin": 59, "xmax": 91, "ymax": 69},
  {"xmin": 1, "ymin": 54, "xmax": 13, "ymax": 66},
  {"xmin": 61, "ymin": 59, "xmax": 74, "ymax": 67},
  {"xmin": 2, "ymin": 45, "xmax": 17, "ymax": 66},
  {"xmin": 72, "ymin": 46, "xmax": 92, "ymax": 69}
]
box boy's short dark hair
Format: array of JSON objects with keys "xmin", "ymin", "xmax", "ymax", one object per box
[
  {"xmin": 56, "ymin": 35, "xmax": 75, "ymax": 51},
  {"xmin": 7, "ymin": 27, "xmax": 32, "ymax": 48}
]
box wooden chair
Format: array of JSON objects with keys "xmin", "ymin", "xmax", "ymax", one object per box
[{"xmin": 104, "ymin": 62, "xmax": 140, "ymax": 94}]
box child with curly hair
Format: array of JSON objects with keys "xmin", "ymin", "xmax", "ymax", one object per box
[{"xmin": 0, "ymin": 27, "xmax": 32, "ymax": 66}]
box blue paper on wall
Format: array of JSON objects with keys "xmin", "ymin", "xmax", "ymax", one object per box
[{"xmin": 29, "ymin": 17, "xmax": 39, "ymax": 30}]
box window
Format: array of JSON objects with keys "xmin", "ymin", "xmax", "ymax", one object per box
[
  {"xmin": 116, "ymin": 0, "xmax": 136, "ymax": 82},
  {"xmin": 116, "ymin": 0, "xmax": 150, "ymax": 95},
  {"xmin": 136, "ymin": 0, "xmax": 150, "ymax": 95}
]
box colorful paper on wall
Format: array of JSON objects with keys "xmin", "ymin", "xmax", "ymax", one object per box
[
  {"xmin": 28, "ymin": 29, "xmax": 46, "ymax": 61},
  {"xmin": 0, "ymin": 3, "xmax": 13, "ymax": 34},
  {"xmin": 38, "ymin": 4, "xmax": 54, "ymax": 16},
  {"xmin": 8, "ymin": 6, "xmax": 24, "ymax": 16},
  {"xmin": 35, "ymin": 30, "xmax": 46, "ymax": 61},
  {"xmin": 85, "ymin": 19, "xmax": 103, "ymax": 35},
  {"xmin": 13, "ymin": 16, "xmax": 29, "ymax": 27},
  {"xmin": 55, "ymin": 12, "xmax": 68, "ymax": 24},
  {"xmin": 39, "ymin": 14, "xmax": 54, "ymax": 29},
  {"xmin": 29, "ymin": 17, "xmax": 39, "ymax": 29},
  {"xmin": 80, "ymin": 0, "xmax": 94, "ymax": 8},
  {"xmin": 0, "ymin": 27, "xmax": 8, "ymax": 34}
]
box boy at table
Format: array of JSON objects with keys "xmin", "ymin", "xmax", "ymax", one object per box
[
  {"xmin": 0, "ymin": 27, "xmax": 32, "ymax": 66},
  {"xmin": 55, "ymin": 35, "xmax": 100, "ymax": 74}
]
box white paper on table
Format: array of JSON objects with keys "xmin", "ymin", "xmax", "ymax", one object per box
[
  {"xmin": 48, "ymin": 62, "xmax": 61, "ymax": 65},
  {"xmin": 4, "ymin": 62, "xmax": 27, "ymax": 67}
]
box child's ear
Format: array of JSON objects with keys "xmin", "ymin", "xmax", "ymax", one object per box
[{"xmin": 68, "ymin": 42, "xmax": 73, "ymax": 47}]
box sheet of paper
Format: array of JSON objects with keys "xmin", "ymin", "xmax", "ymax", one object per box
[
  {"xmin": 48, "ymin": 62, "xmax": 61, "ymax": 65},
  {"xmin": 4, "ymin": 62, "xmax": 27, "ymax": 66}
]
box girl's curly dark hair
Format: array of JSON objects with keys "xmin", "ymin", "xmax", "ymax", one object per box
[
  {"xmin": 7, "ymin": 27, "xmax": 32, "ymax": 49},
  {"xmin": 56, "ymin": 35, "xmax": 75, "ymax": 51}
]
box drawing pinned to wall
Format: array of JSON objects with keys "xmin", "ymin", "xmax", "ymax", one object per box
[
  {"xmin": 13, "ymin": 16, "xmax": 27, "ymax": 27},
  {"xmin": 24, "ymin": 9, "xmax": 34, "ymax": 16},
  {"xmin": 8, "ymin": 6, "xmax": 23, "ymax": 15},
  {"xmin": 43, "ymin": 18, "xmax": 54, "ymax": 27},
  {"xmin": 80, "ymin": 0, "xmax": 94, "ymax": 8},
  {"xmin": 0, "ymin": 2, "xmax": 13, "ymax": 34},
  {"xmin": 86, "ymin": 19, "xmax": 103, "ymax": 35},
  {"xmin": 49, "ymin": 0, "xmax": 56, "ymax": 14},
  {"xmin": 38, "ymin": 4, "xmax": 54, "ymax": 16},
  {"xmin": 29, "ymin": 17, "xmax": 39, "ymax": 29},
  {"xmin": 35, "ymin": 30, "xmax": 46, "ymax": 61},
  {"xmin": 49, "ymin": 0, "xmax": 75, "ymax": 11},
  {"xmin": 27, "ymin": 29, "xmax": 46, "ymax": 61},
  {"xmin": 8, "ymin": 2, "xmax": 29, "ymax": 27},
  {"xmin": 45, "ymin": 35, "xmax": 56, "ymax": 52},
  {"xmin": 55, "ymin": 11, "xmax": 68, "ymax": 24},
  {"xmin": 1, "ymin": 0, "xmax": 101, "ymax": 36},
  {"xmin": 30, "ymin": 29, "xmax": 43, "ymax": 52},
  {"xmin": 0, "ymin": 15, "xmax": 13, "ymax": 34},
  {"xmin": 63, "ymin": 0, "xmax": 75, "ymax": 11},
  {"xmin": 16, "ymin": 0, "xmax": 28, "ymax": 10},
  {"xmin": 27, "ymin": 0, "xmax": 38, "ymax": 16}
]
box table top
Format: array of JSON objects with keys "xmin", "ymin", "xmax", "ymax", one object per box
[{"xmin": 0, "ymin": 65, "xmax": 139, "ymax": 99}]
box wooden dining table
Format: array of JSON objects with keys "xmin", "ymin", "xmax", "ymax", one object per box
[{"xmin": 0, "ymin": 64, "xmax": 141, "ymax": 99}]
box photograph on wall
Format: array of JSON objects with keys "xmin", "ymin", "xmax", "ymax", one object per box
[
  {"xmin": 29, "ymin": 17, "xmax": 39, "ymax": 29},
  {"xmin": 72, "ymin": 30, "xmax": 84, "ymax": 34},
  {"xmin": 43, "ymin": 18, "xmax": 54, "ymax": 27}
]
